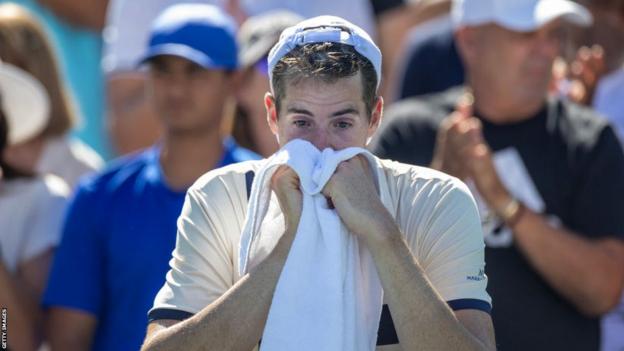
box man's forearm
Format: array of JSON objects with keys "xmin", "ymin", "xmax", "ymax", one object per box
[
  {"xmin": 142, "ymin": 229, "xmax": 296, "ymax": 351},
  {"xmin": 513, "ymin": 208, "xmax": 624, "ymax": 316},
  {"xmin": 0, "ymin": 263, "xmax": 37, "ymax": 351},
  {"xmin": 364, "ymin": 215, "xmax": 493, "ymax": 350}
]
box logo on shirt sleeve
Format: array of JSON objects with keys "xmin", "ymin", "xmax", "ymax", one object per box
[{"xmin": 467, "ymin": 269, "xmax": 486, "ymax": 282}]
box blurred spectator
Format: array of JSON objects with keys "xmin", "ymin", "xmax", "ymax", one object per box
[
  {"xmin": 565, "ymin": 2, "xmax": 624, "ymax": 349},
  {"xmin": 232, "ymin": 10, "xmax": 302, "ymax": 157},
  {"xmin": 43, "ymin": 4, "xmax": 259, "ymax": 351},
  {"xmin": 103, "ymin": 0, "xmax": 410, "ymax": 156},
  {"xmin": 557, "ymin": 0, "xmax": 624, "ymax": 142},
  {"xmin": 377, "ymin": 0, "xmax": 455, "ymax": 101},
  {"xmin": 10, "ymin": 0, "xmax": 110, "ymax": 159},
  {"xmin": 0, "ymin": 62, "xmax": 69, "ymax": 351},
  {"xmin": 0, "ymin": 3, "xmax": 103, "ymax": 188},
  {"xmin": 397, "ymin": 12, "xmax": 463, "ymax": 99},
  {"xmin": 34, "ymin": 0, "xmax": 109, "ymax": 30},
  {"xmin": 371, "ymin": 0, "xmax": 624, "ymax": 350},
  {"xmin": 102, "ymin": 0, "xmax": 224, "ymax": 155}
]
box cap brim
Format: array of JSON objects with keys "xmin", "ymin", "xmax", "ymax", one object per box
[
  {"xmin": 501, "ymin": 0, "xmax": 593, "ymax": 32},
  {"xmin": 0, "ymin": 64, "xmax": 50, "ymax": 145},
  {"xmin": 138, "ymin": 43, "xmax": 235, "ymax": 70}
]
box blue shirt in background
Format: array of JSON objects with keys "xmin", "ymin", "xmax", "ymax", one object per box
[{"xmin": 43, "ymin": 139, "xmax": 259, "ymax": 351}]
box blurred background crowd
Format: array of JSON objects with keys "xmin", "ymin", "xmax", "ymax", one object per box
[{"xmin": 0, "ymin": 0, "xmax": 623, "ymax": 350}]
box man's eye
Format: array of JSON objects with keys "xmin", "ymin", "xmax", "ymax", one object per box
[
  {"xmin": 335, "ymin": 121, "xmax": 352, "ymax": 129},
  {"xmin": 293, "ymin": 120, "xmax": 310, "ymax": 127}
]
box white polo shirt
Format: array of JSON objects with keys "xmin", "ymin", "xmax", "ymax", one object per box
[{"xmin": 150, "ymin": 158, "xmax": 491, "ymax": 350}]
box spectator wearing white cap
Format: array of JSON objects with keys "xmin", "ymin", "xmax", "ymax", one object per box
[
  {"xmin": 42, "ymin": 4, "xmax": 259, "ymax": 351},
  {"xmin": 0, "ymin": 4, "xmax": 104, "ymax": 190},
  {"xmin": 0, "ymin": 62, "xmax": 69, "ymax": 351},
  {"xmin": 372, "ymin": 0, "xmax": 624, "ymax": 349},
  {"xmin": 143, "ymin": 15, "xmax": 495, "ymax": 351}
]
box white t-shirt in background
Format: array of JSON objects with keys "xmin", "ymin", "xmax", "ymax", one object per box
[
  {"xmin": 36, "ymin": 136, "xmax": 104, "ymax": 189},
  {"xmin": 0, "ymin": 175, "xmax": 69, "ymax": 272}
]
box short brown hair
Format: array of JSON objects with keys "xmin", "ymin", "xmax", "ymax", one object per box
[
  {"xmin": 0, "ymin": 3, "xmax": 77, "ymax": 137},
  {"xmin": 271, "ymin": 42, "xmax": 378, "ymax": 116}
]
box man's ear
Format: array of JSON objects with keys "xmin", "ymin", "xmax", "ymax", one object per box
[
  {"xmin": 455, "ymin": 27, "xmax": 479, "ymax": 66},
  {"xmin": 367, "ymin": 96, "xmax": 384, "ymax": 141},
  {"xmin": 265, "ymin": 92, "xmax": 279, "ymax": 136}
]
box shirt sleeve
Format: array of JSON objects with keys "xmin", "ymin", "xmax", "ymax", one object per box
[
  {"xmin": 400, "ymin": 175, "xmax": 491, "ymax": 312},
  {"xmin": 42, "ymin": 182, "xmax": 106, "ymax": 317},
  {"xmin": 149, "ymin": 176, "xmax": 246, "ymax": 321}
]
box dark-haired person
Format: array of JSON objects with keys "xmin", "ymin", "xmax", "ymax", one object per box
[
  {"xmin": 0, "ymin": 63, "xmax": 69, "ymax": 351},
  {"xmin": 43, "ymin": 4, "xmax": 259, "ymax": 351},
  {"xmin": 142, "ymin": 16, "xmax": 495, "ymax": 351}
]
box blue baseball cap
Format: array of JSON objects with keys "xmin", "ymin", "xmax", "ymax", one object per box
[
  {"xmin": 267, "ymin": 15, "xmax": 382, "ymax": 90},
  {"xmin": 139, "ymin": 3, "xmax": 239, "ymax": 70}
]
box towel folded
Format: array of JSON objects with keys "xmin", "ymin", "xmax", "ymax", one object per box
[{"xmin": 239, "ymin": 139, "xmax": 391, "ymax": 351}]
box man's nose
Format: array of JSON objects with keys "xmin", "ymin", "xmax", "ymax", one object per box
[
  {"xmin": 165, "ymin": 73, "xmax": 190, "ymax": 97},
  {"xmin": 309, "ymin": 130, "xmax": 330, "ymax": 151}
]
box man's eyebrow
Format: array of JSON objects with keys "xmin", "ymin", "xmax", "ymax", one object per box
[
  {"xmin": 286, "ymin": 107, "xmax": 313, "ymax": 116},
  {"xmin": 330, "ymin": 107, "xmax": 359, "ymax": 117}
]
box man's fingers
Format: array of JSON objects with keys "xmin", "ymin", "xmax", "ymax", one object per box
[{"xmin": 456, "ymin": 91, "xmax": 474, "ymax": 119}]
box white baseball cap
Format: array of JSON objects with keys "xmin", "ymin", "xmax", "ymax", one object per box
[
  {"xmin": 267, "ymin": 15, "xmax": 382, "ymax": 90},
  {"xmin": 0, "ymin": 62, "xmax": 50, "ymax": 145},
  {"xmin": 452, "ymin": 0, "xmax": 593, "ymax": 32}
]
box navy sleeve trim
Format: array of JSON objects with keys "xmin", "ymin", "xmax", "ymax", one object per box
[
  {"xmin": 377, "ymin": 304, "xmax": 399, "ymax": 345},
  {"xmin": 148, "ymin": 308, "xmax": 194, "ymax": 323},
  {"xmin": 447, "ymin": 299, "xmax": 492, "ymax": 314},
  {"xmin": 245, "ymin": 170, "xmax": 255, "ymax": 200}
]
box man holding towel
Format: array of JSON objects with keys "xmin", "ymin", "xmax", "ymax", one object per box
[{"xmin": 142, "ymin": 15, "xmax": 495, "ymax": 351}]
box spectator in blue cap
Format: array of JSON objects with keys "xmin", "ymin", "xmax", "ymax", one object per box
[{"xmin": 42, "ymin": 4, "xmax": 259, "ymax": 351}]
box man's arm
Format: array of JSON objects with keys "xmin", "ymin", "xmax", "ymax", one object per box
[
  {"xmin": 142, "ymin": 166, "xmax": 302, "ymax": 351},
  {"xmin": 464, "ymin": 125, "xmax": 624, "ymax": 316},
  {"xmin": 322, "ymin": 157, "xmax": 495, "ymax": 350},
  {"xmin": 433, "ymin": 107, "xmax": 624, "ymax": 316},
  {"xmin": 469, "ymin": 155, "xmax": 624, "ymax": 315},
  {"xmin": 503, "ymin": 204, "xmax": 624, "ymax": 316},
  {"xmin": 46, "ymin": 308, "xmax": 97, "ymax": 351},
  {"xmin": 142, "ymin": 226, "xmax": 294, "ymax": 351},
  {"xmin": 368, "ymin": 223, "xmax": 495, "ymax": 350},
  {"xmin": 0, "ymin": 261, "xmax": 37, "ymax": 351}
]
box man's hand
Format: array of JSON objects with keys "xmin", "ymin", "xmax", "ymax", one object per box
[
  {"xmin": 430, "ymin": 95, "xmax": 483, "ymax": 180},
  {"xmin": 552, "ymin": 46, "xmax": 606, "ymax": 105},
  {"xmin": 464, "ymin": 142, "xmax": 514, "ymax": 216},
  {"xmin": 271, "ymin": 165, "xmax": 303, "ymax": 231},
  {"xmin": 321, "ymin": 156, "xmax": 393, "ymax": 243},
  {"xmin": 431, "ymin": 95, "xmax": 514, "ymax": 215}
]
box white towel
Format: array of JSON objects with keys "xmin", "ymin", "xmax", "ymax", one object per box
[{"xmin": 239, "ymin": 139, "xmax": 391, "ymax": 351}]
